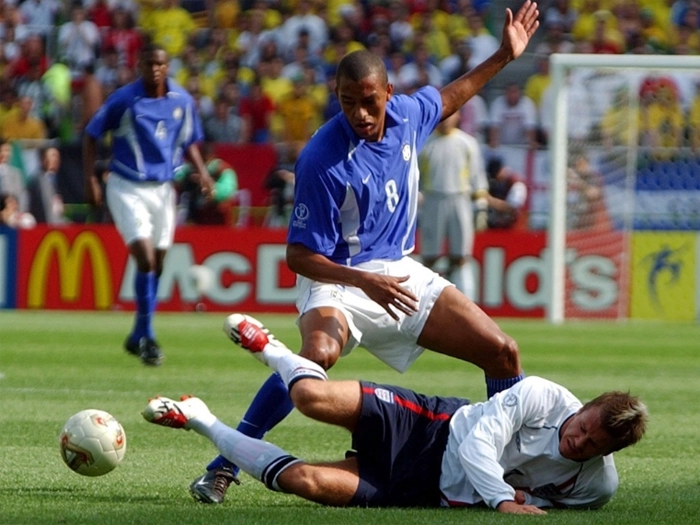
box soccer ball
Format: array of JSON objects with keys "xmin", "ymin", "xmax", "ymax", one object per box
[
  {"xmin": 188, "ymin": 264, "xmax": 215, "ymax": 295},
  {"xmin": 59, "ymin": 409, "xmax": 126, "ymax": 477}
]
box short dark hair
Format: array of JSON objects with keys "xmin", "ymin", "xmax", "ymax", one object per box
[
  {"xmin": 336, "ymin": 50, "xmax": 388, "ymax": 85},
  {"xmin": 140, "ymin": 42, "xmax": 167, "ymax": 59}
]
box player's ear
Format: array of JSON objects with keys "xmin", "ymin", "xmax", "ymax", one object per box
[{"xmin": 386, "ymin": 82, "xmax": 394, "ymax": 99}]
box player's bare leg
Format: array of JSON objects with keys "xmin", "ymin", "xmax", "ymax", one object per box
[
  {"xmin": 276, "ymin": 458, "xmax": 360, "ymax": 506},
  {"xmin": 289, "ymin": 379, "xmax": 362, "ymax": 431},
  {"xmin": 417, "ymin": 286, "xmax": 522, "ymax": 395},
  {"xmin": 297, "ymin": 306, "xmax": 350, "ymax": 369}
]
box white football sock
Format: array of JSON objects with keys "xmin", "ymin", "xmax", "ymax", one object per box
[
  {"xmin": 263, "ymin": 347, "xmax": 328, "ymax": 388},
  {"xmin": 192, "ymin": 418, "xmax": 301, "ymax": 491}
]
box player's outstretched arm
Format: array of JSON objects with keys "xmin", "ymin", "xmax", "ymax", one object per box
[{"xmin": 439, "ymin": 1, "xmax": 539, "ymax": 121}]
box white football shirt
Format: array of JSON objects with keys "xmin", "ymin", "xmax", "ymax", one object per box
[{"xmin": 439, "ymin": 376, "xmax": 618, "ymax": 509}]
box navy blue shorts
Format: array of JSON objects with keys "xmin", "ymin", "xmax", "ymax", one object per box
[{"xmin": 348, "ymin": 381, "xmax": 470, "ymax": 507}]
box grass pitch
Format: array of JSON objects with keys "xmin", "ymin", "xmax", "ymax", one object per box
[{"xmin": 0, "ymin": 311, "xmax": 699, "ymax": 525}]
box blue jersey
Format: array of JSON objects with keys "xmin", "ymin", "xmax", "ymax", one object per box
[
  {"xmin": 288, "ymin": 86, "xmax": 442, "ymax": 265},
  {"xmin": 85, "ymin": 78, "xmax": 203, "ymax": 183}
]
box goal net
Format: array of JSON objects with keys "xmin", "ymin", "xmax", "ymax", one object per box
[{"xmin": 546, "ymin": 54, "xmax": 700, "ymax": 323}]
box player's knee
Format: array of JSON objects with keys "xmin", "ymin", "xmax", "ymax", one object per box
[
  {"xmin": 488, "ymin": 334, "xmax": 521, "ymax": 376},
  {"xmin": 299, "ymin": 342, "xmax": 341, "ymax": 370},
  {"xmin": 285, "ymin": 465, "xmax": 327, "ymax": 501},
  {"xmin": 289, "ymin": 379, "xmax": 326, "ymax": 416}
]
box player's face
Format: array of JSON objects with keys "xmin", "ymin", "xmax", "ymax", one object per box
[
  {"xmin": 559, "ymin": 406, "xmax": 616, "ymax": 461},
  {"xmin": 140, "ymin": 50, "xmax": 169, "ymax": 89},
  {"xmin": 336, "ymin": 73, "xmax": 393, "ymax": 142}
]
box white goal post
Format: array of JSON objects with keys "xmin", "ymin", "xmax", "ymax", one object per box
[{"xmin": 547, "ymin": 53, "xmax": 700, "ymax": 323}]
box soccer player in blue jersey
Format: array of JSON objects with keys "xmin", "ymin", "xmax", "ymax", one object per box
[
  {"xmin": 83, "ymin": 43, "xmax": 214, "ymax": 366},
  {"xmin": 189, "ymin": 1, "xmax": 540, "ymax": 503}
]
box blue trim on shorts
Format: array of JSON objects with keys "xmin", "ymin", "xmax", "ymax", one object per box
[{"xmin": 348, "ymin": 381, "xmax": 470, "ymax": 507}]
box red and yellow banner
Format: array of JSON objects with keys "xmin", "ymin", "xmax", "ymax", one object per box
[{"xmin": 14, "ymin": 226, "xmax": 633, "ymax": 318}]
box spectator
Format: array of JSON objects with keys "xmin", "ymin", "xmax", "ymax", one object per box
[
  {"xmin": 399, "ymin": 43, "xmax": 443, "ymax": 89},
  {"xmin": 0, "ymin": 139, "xmax": 27, "ymax": 211},
  {"xmin": 95, "ymin": 47, "xmax": 120, "ymax": 95},
  {"xmin": 414, "ymin": 10, "xmax": 451, "ymax": 62},
  {"xmin": 488, "ymin": 82, "xmax": 538, "ymax": 150},
  {"xmin": 0, "ymin": 192, "xmax": 35, "ymax": 228},
  {"xmin": 638, "ymin": 76, "xmax": 684, "ymax": 155},
  {"xmin": 28, "ymin": 145, "xmax": 64, "ymax": 224},
  {"xmin": 485, "ymin": 157, "xmax": 528, "ymax": 230},
  {"xmin": 0, "ymin": 86, "xmax": 18, "ymax": 129},
  {"xmin": 185, "ymin": 76, "xmax": 214, "ymax": 121},
  {"xmin": 543, "ymin": 0, "xmax": 577, "ymax": 34},
  {"xmin": 141, "ymin": 0, "xmax": 199, "ymax": 58},
  {"xmin": 388, "ymin": 1, "xmax": 414, "ymax": 50},
  {"xmin": 101, "ymin": 7, "xmax": 143, "ymax": 70},
  {"xmin": 264, "ymin": 140, "xmax": 300, "ymax": 228},
  {"xmin": 275, "ymin": 75, "xmax": 318, "ymax": 143},
  {"xmin": 465, "ymin": 11, "xmax": 499, "ymax": 69},
  {"xmin": 239, "ymin": 74, "xmax": 274, "ymax": 143},
  {"xmin": 440, "ymin": 37, "xmax": 473, "ymax": 84},
  {"xmin": 523, "ymin": 55, "xmax": 550, "ymax": 109},
  {"xmin": 15, "ymin": 60, "xmax": 58, "ymax": 135},
  {"xmin": 566, "ymin": 146, "xmax": 610, "ymax": 231},
  {"xmin": 86, "ymin": 0, "xmax": 112, "ymax": 32},
  {"xmin": 534, "ymin": 20, "xmax": 575, "ymax": 55},
  {"xmin": 458, "ymin": 91, "xmax": 489, "ymax": 144},
  {"xmin": 204, "ymin": 96, "xmax": 246, "ymax": 144},
  {"xmin": 19, "ymin": 0, "xmax": 62, "ymax": 40},
  {"xmin": 175, "ymin": 142, "xmax": 238, "ymax": 225},
  {"xmin": 279, "ymin": 0, "xmax": 328, "ymax": 58},
  {"xmin": 236, "ymin": 7, "xmax": 279, "ymax": 69},
  {"xmin": 0, "ymin": 5, "xmax": 29, "ymax": 58},
  {"xmin": 4, "ymin": 34, "xmax": 49, "ymax": 81},
  {"xmin": 58, "ymin": 3, "xmax": 101, "ymax": 78},
  {"xmin": 0, "ymin": 96, "xmax": 47, "ymax": 140}
]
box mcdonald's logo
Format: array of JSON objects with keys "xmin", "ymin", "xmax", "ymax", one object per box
[{"xmin": 27, "ymin": 230, "xmax": 113, "ymax": 309}]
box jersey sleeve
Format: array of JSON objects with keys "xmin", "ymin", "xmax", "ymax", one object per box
[
  {"xmin": 286, "ymin": 153, "xmax": 342, "ymax": 256},
  {"xmin": 524, "ymin": 457, "xmax": 618, "ymax": 510},
  {"xmin": 84, "ymin": 92, "xmax": 124, "ymax": 138},
  {"xmin": 409, "ymin": 86, "xmax": 443, "ymax": 148},
  {"xmin": 457, "ymin": 378, "xmax": 560, "ymax": 509}
]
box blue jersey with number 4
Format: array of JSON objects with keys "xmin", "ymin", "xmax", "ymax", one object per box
[
  {"xmin": 85, "ymin": 78, "xmax": 203, "ymax": 183},
  {"xmin": 288, "ymin": 86, "xmax": 442, "ymax": 265}
]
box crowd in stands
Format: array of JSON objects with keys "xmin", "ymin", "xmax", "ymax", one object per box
[{"xmin": 1, "ymin": 0, "xmax": 700, "ymax": 230}]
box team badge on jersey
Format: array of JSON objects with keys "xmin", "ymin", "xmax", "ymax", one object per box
[
  {"xmin": 374, "ymin": 388, "xmax": 394, "ymax": 404},
  {"xmin": 292, "ymin": 203, "xmax": 309, "ymax": 229},
  {"xmin": 173, "ymin": 107, "xmax": 183, "ymax": 120},
  {"xmin": 402, "ymin": 144, "xmax": 411, "ymax": 161}
]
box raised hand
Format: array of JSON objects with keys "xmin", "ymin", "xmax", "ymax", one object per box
[{"xmin": 502, "ymin": 1, "xmax": 540, "ymax": 60}]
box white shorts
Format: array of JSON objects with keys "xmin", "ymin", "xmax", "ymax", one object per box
[
  {"xmin": 420, "ymin": 192, "xmax": 474, "ymax": 258},
  {"xmin": 295, "ymin": 256, "xmax": 453, "ymax": 373},
  {"xmin": 106, "ymin": 174, "xmax": 176, "ymax": 249}
]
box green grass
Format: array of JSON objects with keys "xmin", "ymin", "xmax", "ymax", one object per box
[{"xmin": 1, "ymin": 311, "xmax": 699, "ymax": 524}]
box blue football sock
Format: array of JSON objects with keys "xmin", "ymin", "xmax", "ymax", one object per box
[
  {"xmin": 131, "ymin": 271, "xmax": 156, "ymax": 342},
  {"xmin": 206, "ymin": 373, "xmax": 293, "ymax": 472},
  {"xmin": 486, "ymin": 373, "xmax": 525, "ymax": 399}
]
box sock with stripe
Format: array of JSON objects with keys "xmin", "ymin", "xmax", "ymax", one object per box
[
  {"xmin": 206, "ymin": 373, "xmax": 293, "ymax": 472},
  {"xmin": 486, "ymin": 373, "xmax": 525, "ymax": 399},
  {"xmin": 191, "ymin": 416, "xmax": 301, "ymax": 492}
]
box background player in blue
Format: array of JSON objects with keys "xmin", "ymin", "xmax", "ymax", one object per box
[
  {"xmin": 83, "ymin": 43, "xmax": 214, "ymax": 366},
  {"xmin": 189, "ymin": 1, "xmax": 540, "ymax": 504}
]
